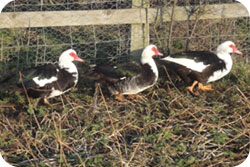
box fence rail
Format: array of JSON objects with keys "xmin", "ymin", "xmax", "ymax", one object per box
[{"xmin": 0, "ymin": 3, "xmax": 248, "ymax": 29}]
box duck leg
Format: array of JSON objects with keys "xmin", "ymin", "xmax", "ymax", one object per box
[
  {"xmin": 115, "ymin": 93, "xmax": 126, "ymax": 102},
  {"xmin": 198, "ymin": 83, "xmax": 213, "ymax": 91},
  {"xmin": 187, "ymin": 80, "xmax": 199, "ymax": 95},
  {"xmin": 127, "ymin": 94, "xmax": 140, "ymax": 102},
  {"xmin": 127, "ymin": 94, "xmax": 147, "ymax": 102},
  {"xmin": 127, "ymin": 94, "xmax": 137, "ymax": 99},
  {"xmin": 43, "ymin": 98, "xmax": 52, "ymax": 106}
]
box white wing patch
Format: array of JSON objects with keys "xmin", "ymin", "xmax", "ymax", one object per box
[
  {"xmin": 48, "ymin": 87, "xmax": 63, "ymax": 98},
  {"xmin": 48, "ymin": 87, "xmax": 72, "ymax": 98},
  {"xmin": 162, "ymin": 57, "xmax": 209, "ymax": 72},
  {"xmin": 33, "ymin": 76, "xmax": 57, "ymax": 87}
]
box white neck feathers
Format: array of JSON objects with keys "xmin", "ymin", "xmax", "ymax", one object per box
[
  {"xmin": 141, "ymin": 52, "xmax": 158, "ymax": 77},
  {"xmin": 59, "ymin": 60, "xmax": 78, "ymax": 74}
]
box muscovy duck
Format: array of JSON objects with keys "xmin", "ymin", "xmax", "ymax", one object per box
[
  {"xmin": 0, "ymin": 49, "xmax": 84, "ymax": 104},
  {"xmin": 85, "ymin": 45, "xmax": 163, "ymax": 101},
  {"xmin": 158, "ymin": 41, "xmax": 242, "ymax": 95}
]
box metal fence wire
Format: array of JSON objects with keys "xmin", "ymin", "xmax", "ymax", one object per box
[{"xmin": 0, "ymin": 0, "xmax": 249, "ymax": 72}]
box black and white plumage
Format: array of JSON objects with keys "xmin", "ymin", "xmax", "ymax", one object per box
[
  {"xmin": 0, "ymin": 49, "xmax": 84, "ymax": 103},
  {"xmin": 159, "ymin": 41, "xmax": 242, "ymax": 94},
  {"xmin": 85, "ymin": 45, "xmax": 163, "ymax": 101}
]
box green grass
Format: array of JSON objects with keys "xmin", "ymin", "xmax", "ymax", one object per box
[{"xmin": 0, "ymin": 60, "xmax": 249, "ymax": 167}]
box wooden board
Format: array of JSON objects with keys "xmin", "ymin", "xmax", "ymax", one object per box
[
  {"xmin": 0, "ymin": 3, "xmax": 248, "ymax": 29},
  {"xmin": 150, "ymin": 3, "xmax": 249, "ymax": 22},
  {"xmin": 0, "ymin": 9, "xmax": 146, "ymax": 28}
]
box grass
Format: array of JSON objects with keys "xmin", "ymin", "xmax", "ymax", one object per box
[
  {"xmin": 0, "ymin": 59, "xmax": 249, "ymax": 167},
  {"xmin": 0, "ymin": 1, "xmax": 249, "ymax": 166}
]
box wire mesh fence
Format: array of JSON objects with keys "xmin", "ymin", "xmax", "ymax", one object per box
[{"xmin": 0, "ymin": 0, "xmax": 249, "ymax": 72}]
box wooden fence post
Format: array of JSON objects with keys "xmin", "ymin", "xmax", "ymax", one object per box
[{"xmin": 130, "ymin": 0, "xmax": 150, "ymax": 56}]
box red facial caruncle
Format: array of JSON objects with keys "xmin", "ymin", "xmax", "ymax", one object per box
[
  {"xmin": 229, "ymin": 44, "xmax": 242, "ymax": 55},
  {"xmin": 70, "ymin": 52, "xmax": 84, "ymax": 62},
  {"xmin": 152, "ymin": 47, "xmax": 163, "ymax": 56}
]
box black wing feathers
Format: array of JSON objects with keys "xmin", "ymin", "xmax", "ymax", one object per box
[
  {"xmin": 170, "ymin": 51, "xmax": 221, "ymax": 65},
  {"xmin": 0, "ymin": 64, "xmax": 58, "ymax": 96},
  {"xmin": 85, "ymin": 61, "xmax": 143, "ymax": 85},
  {"xmin": 0, "ymin": 64, "xmax": 58, "ymax": 87},
  {"xmin": 21, "ymin": 64, "xmax": 58, "ymax": 88}
]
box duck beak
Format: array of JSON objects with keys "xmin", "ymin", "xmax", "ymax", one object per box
[
  {"xmin": 154, "ymin": 50, "xmax": 163, "ymax": 57},
  {"xmin": 157, "ymin": 52, "xmax": 164, "ymax": 56},
  {"xmin": 153, "ymin": 52, "xmax": 163, "ymax": 58},
  {"xmin": 234, "ymin": 49, "xmax": 242, "ymax": 55},
  {"xmin": 152, "ymin": 47, "xmax": 163, "ymax": 57},
  {"xmin": 76, "ymin": 57, "xmax": 84, "ymax": 62},
  {"xmin": 233, "ymin": 47, "xmax": 242, "ymax": 55}
]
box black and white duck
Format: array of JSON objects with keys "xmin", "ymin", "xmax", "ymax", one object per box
[
  {"xmin": 85, "ymin": 45, "xmax": 163, "ymax": 101},
  {"xmin": 0, "ymin": 49, "xmax": 84, "ymax": 104},
  {"xmin": 158, "ymin": 41, "xmax": 242, "ymax": 95}
]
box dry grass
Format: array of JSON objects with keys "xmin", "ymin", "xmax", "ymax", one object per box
[
  {"xmin": 0, "ymin": 59, "xmax": 249, "ymax": 167},
  {"xmin": 0, "ymin": 1, "xmax": 249, "ymax": 166}
]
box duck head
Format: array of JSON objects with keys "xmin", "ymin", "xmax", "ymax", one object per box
[
  {"xmin": 141, "ymin": 45, "xmax": 163, "ymax": 64},
  {"xmin": 217, "ymin": 41, "xmax": 242, "ymax": 55},
  {"xmin": 59, "ymin": 49, "xmax": 84, "ymax": 65}
]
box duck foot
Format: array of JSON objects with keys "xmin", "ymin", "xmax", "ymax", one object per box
[
  {"xmin": 187, "ymin": 80, "xmax": 199, "ymax": 96},
  {"xmin": 127, "ymin": 94, "xmax": 147, "ymax": 102},
  {"xmin": 127, "ymin": 94, "xmax": 137, "ymax": 99},
  {"xmin": 115, "ymin": 93, "xmax": 127, "ymax": 102},
  {"xmin": 198, "ymin": 83, "xmax": 213, "ymax": 91},
  {"xmin": 43, "ymin": 98, "xmax": 52, "ymax": 106}
]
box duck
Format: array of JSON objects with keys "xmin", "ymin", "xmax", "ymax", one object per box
[
  {"xmin": 158, "ymin": 41, "xmax": 242, "ymax": 95},
  {"xmin": 85, "ymin": 44, "xmax": 163, "ymax": 101},
  {"xmin": 0, "ymin": 49, "xmax": 84, "ymax": 104}
]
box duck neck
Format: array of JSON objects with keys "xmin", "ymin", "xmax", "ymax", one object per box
[
  {"xmin": 216, "ymin": 52, "xmax": 233, "ymax": 71},
  {"xmin": 59, "ymin": 61, "xmax": 78, "ymax": 74},
  {"xmin": 141, "ymin": 54, "xmax": 158, "ymax": 78}
]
